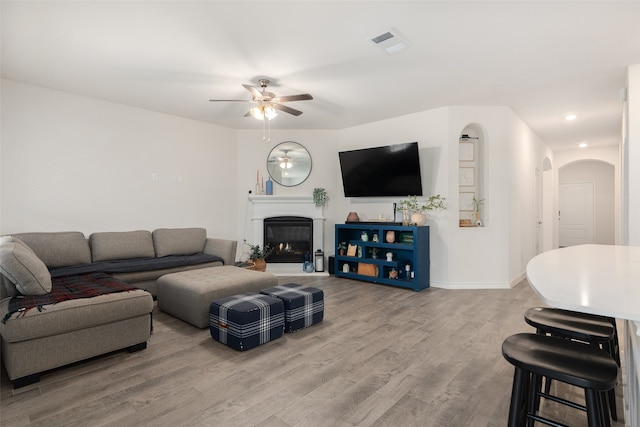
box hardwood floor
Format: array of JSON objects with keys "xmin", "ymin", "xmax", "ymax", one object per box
[{"xmin": 0, "ymin": 276, "xmax": 626, "ymax": 426}]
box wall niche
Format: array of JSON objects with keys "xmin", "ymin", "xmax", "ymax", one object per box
[{"xmin": 458, "ymin": 126, "xmax": 485, "ymax": 227}]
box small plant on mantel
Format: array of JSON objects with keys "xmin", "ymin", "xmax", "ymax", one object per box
[{"xmin": 313, "ymin": 188, "xmax": 328, "ymax": 207}]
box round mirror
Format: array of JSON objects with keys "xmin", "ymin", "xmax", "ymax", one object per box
[{"xmin": 266, "ymin": 141, "xmax": 312, "ymax": 187}]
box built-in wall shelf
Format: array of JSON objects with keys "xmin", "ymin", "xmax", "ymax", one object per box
[{"xmin": 334, "ymin": 223, "xmax": 429, "ymax": 292}]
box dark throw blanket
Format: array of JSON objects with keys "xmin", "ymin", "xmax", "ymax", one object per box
[
  {"xmin": 48, "ymin": 253, "xmax": 224, "ymax": 278},
  {"xmin": 2, "ymin": 272, "xmax": 139, "ymax": 323}
]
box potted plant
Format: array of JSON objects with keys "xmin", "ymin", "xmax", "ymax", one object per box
[
  {"xmin": 471, "ymin": 196, "xmax": 484, "ymax": 226},
  {"xmin": 337, "ymin": 241, "xmax": 347, "ymax": 256},
  {"xmin": 313, "ymin": 188, "xmax": 328, "ymax": 207},
  {"xmin": 398, "ymin": 195, "xmax": 447, "ymax": 226},
  {"xmin": 246, "ymin": 243, "xmax": 274, "ymax": 272}
]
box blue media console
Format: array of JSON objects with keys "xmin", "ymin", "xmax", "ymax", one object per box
[{"xmin": 334, "ymin": 223, "xmax": 430, "ymax": 292}]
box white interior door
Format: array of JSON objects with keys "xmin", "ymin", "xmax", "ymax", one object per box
[{"xmin": 559, "ymin": 182, "xmax": 594, "ymax": 247}]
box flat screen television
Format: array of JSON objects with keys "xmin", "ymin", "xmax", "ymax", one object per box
[{"xmin": 338, "ymin": 142, "xmax": 423, "ymax": 197}]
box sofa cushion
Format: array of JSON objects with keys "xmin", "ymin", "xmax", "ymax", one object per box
[
  {"xmin": 0, "ymin": 288, "xmax": 153, "ymax": 342},
  {"xmin": 153, "ymin": 228, "xmax": 207, "ymax": 257},
  {"xmin": 0, "ymin": 236, "xmax": 52, "ymax": 295},
  {"xmin": 13, "ymin": 232, "xmax": 91, "ymax": 268},
  {"xmin": 89, "ymin": 230, "xmax": 155, "ymax": 262}
]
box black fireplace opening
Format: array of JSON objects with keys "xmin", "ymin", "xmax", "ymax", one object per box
[{"xmin": 264, "ymin": 216, "xmax": 313, "ymax": 263}]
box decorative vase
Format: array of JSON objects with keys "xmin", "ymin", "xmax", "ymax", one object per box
[
  {"xmin": 346, "ymin": 212, "xmax": 360, "ymax": 222},
  {"xmin": 361, "ymin": 231, "xmax": 368, "ymax": 241},
  {"xmin": 402, "ymin": 210, "xmax": 410, "ymax": 226},
  {"xmin": 411, "ymin": 212, "xmax": 427, "ymax": 226},
  {"xmin": 385, "ymin": 230, "xmax": 395, "ymax": 243},
  {"xmin": 252, "ymin": 258, "xmax": 266, "ymax": 272}
]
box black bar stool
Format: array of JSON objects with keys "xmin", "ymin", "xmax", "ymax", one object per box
[
  {"xmin": 502, "ymin": 333, "xmax": 618, "ymax": 427},
  {"xmin": 524, "ymin": 307, "xmax": 619, "ymax": 420}
]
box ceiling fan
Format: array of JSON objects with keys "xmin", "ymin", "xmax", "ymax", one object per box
[{"xmin": 209, "ymin": 79, "xmax": 313, "ymax": 120}]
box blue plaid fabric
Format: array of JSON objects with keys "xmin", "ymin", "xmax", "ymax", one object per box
[
  {"xmin": 209, "ymin": 293, "xmax": 284, "ymax": 351},
  {"xmin": 260, "ymin": 283, "xmax": 324, "ymax": 333}
]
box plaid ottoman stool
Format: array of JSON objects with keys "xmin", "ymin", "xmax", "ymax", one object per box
[
  {"xmin": 209, "ymin": 293, "xmax": 284, "ymax": 351},
  {"xmin": 260, "ymin": 283, "xmax": 324, "ymax": 333}
]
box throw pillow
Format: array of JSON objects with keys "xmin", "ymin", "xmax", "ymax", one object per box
[
  {"xmin": 90, "ymin": 230, "xmax": 155, "ymax": 262},
  {"xmin": 0, "ymin": 236, "xmax": 52, "ymax": 295},
  {"xmin": 153, "ymin": 228, "xmax": 207, "ymax": 257}
]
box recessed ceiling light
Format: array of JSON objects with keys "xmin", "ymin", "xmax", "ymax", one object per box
[
  {"xmin": 565, "ymin": 114, "xmax": 577, "ymax": 121},
  {"xmin": 579, "ymin": 142, "xmax": 588, "ymax": 148}
]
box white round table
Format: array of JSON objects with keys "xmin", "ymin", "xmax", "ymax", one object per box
[{"xmin": 526, "ymin": 244, "xmax": 640, "ymax": 427}]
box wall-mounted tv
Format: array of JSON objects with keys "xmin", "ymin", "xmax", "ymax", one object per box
[{"xmin": 338, "ymin": 142, "xmax": 423, "ymax": 197}]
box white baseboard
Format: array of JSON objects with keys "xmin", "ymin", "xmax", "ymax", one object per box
[{"xmin": 430, "ymin": 271, "xmax": 526, "ymax": 290}]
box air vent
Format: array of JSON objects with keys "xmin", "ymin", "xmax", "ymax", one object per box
[
  {"xmin": 371, "ymin": 32, "xmax": 394, "ymax": 44},
  {"xmin": 370, "ymin": 29, "xmax": 410, "ymax": 54}
]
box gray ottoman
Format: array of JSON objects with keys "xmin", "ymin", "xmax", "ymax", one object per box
[{"xmin": 157, "ymin": 266, "xmax": 278, "ymax": 328}]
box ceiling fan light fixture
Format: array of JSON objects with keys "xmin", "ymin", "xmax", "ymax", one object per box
[
  {"xmin": 280, "ymin": 159, "xmax": 293, "ymax": 169},
  {"xmin": 249, "ymin": 106, "xmax": 263, "ymax": 120},
  {"xmin": 249, "ymin": 105, "xmax": 278, "ymax": 121},
  {"xmin": 264, "ymin": 105, "xmax": 278, "ymax": 120}
]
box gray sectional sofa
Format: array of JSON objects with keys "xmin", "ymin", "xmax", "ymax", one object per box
[{"xmin": 0, "ymin": 227, "xmax": 237, "ymax": 387}]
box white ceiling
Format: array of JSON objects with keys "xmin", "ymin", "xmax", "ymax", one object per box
[{"xmin": 2, "ymin": 1, "xmax": 639, "ymax": 151}]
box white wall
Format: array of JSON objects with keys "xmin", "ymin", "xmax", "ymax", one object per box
[
  {"xmin": 0, "ymin": 79, "xmax": 238, "ymax": 238},
  {"xmin": 445, "ymin": 106, "xmax": 551, "ymax": 288},
  {"xmin": 625, "ymin": 64, "xmax": 640, "ymax": 245},
  {"xmin": 333, "ymin": 106, "xmax": 552, "ymax": 288},
  {"xmin": 337, "ymin": 108, "xmax": 451, "ymax": 284},
  {"xmin": 234, "ymin": 129, "xmax": 340, "ymax": 260},
  {"xmin": 507, "ymin": 111, "xmax": 554, "ymax": 284},
  {"xmin": 447, "ymin": 107, "xmax": 511, "ymax": 287},
  {"xmin": 1, "ymin": 79, "xmax": 552, "ymax": 287}
]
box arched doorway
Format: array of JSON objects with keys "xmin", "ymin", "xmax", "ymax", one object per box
[{"xmin": 558, "ymin": 160, "xmax": 615, "ymax": 246}]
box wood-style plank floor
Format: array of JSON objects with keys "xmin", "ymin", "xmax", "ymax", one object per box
[{"xmin": 0, "ymin": 276, "xmax": 626, "ymax": 426}]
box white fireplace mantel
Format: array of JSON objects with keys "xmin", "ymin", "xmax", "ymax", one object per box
[{"xmin": 248, "ymin": 195, "xmax": 325, "ymax": 253}]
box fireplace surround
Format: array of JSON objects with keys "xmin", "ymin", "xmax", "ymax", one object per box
[{"xmin": 249, "ymin": 196, "xmax": 325, "ymax": 263}]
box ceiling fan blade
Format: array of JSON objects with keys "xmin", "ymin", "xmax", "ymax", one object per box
[
  {"xmin": 209, "ymin": 99, "xmax": 251, "ymax": 102},
  {"xmin": 242, "ymin": 84, "xmax": 263, "ymax": 99},
  {"xmin": 274, "ymin": 94, "xmax": 313, "ymax": 102},
  {"xmin": 272, "ymin": 103, "xmax": 303, "ymax": 116}
]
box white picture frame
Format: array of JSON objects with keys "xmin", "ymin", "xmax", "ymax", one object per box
[
  {"xmin": 459, "ymin": 142, "xmax": 474, "ymax": 161},
  {"xmin": 459, "ymin": 167, "xmax": 475, "ymax": 186},
  {"xmin": 459, "ymin": 192, "xmax": 475, "ymax": 211}
]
